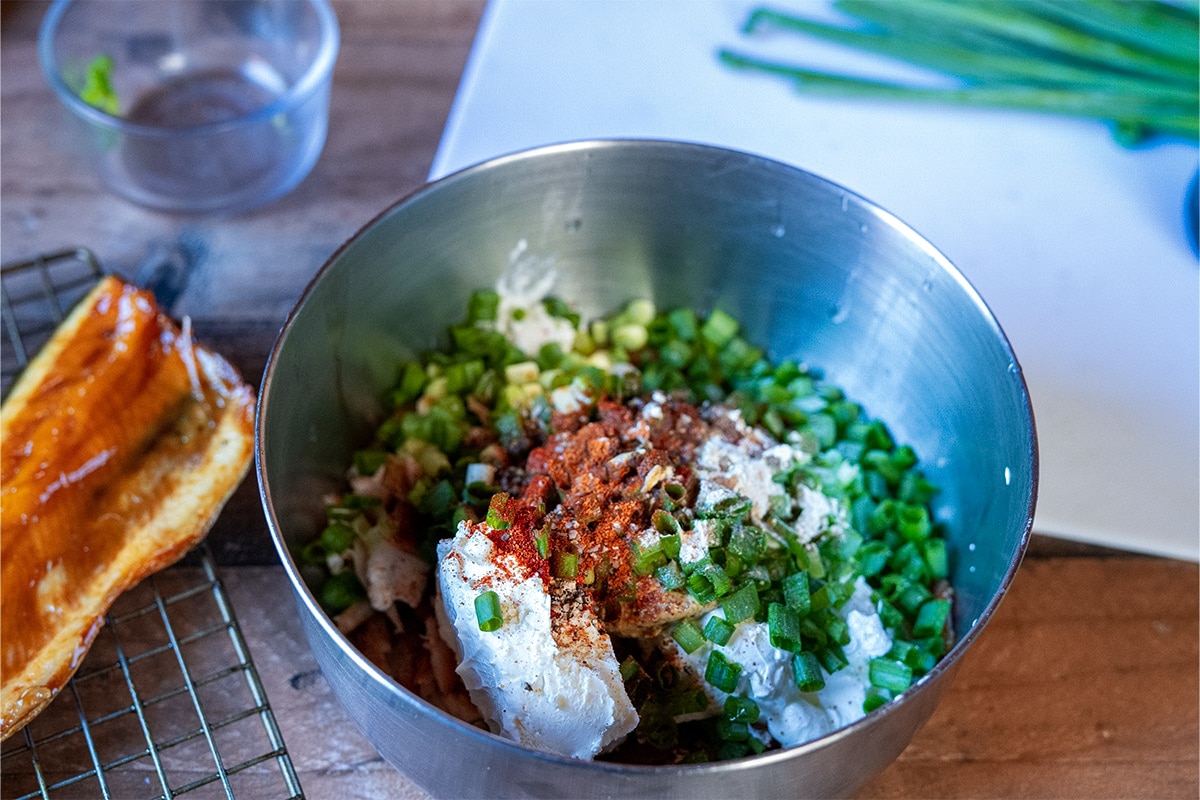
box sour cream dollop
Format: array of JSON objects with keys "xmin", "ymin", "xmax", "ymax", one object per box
[{"xmin": 662, "ymin": 577, "xmax": 892, "ymax": 747}]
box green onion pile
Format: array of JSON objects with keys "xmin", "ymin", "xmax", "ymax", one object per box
[
  {"xmin": 720, "ymin": 0, "xmax": 1200, "ymax": 146},
  {"xmin": 303, "ymin": 289, "xmax": 954, "ymax": 762}
]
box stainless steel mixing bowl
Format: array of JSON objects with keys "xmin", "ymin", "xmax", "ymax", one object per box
[{"xmin": 257, "ymin": 139, "xmax": 1037, "ymax": 799}]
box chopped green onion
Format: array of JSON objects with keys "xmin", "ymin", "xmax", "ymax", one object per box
[
  {"xmin": 767, "ymin": 602, "xmax": 802, "ymax": 653},
  {"xmin": 80, "ymin": 54, "xmax": 120, "ymax": 114},
  {"xmin": 863, "ymin": 686, "xmax": 892, "ymax": 714},
  {"xmin": 715, "ymin": 718, "xmax": 749, "ymax": 742},
  {"xmin": 621, "ymin": 298, "xmax": 656, "ymax": 325},
  {"xmin": 688, "ymin": 558, "xmax": 733, "ymax": 599},
  {"xmin": 887, "ymin": 638, "xmax": 918, "ymax": 663},
  {"xmin": 299, "ymin": 540, "xmax": 327, "ymax": 566},
  {"xmin": 792, "ymin": 651, "xmax": 825, "ymax": 692},
  {"xmin": 660, "ymin": 338, "xmax": 693, "ymax": 368},
  {"xmin": 817, "ymin": 643, "xmax": 848, "ymax": 674},
  {"xmin": 728, "ymin": 525, "xmax": 766, "ymax": 563},
  {"xmin": 319, "ymin": 523, "xmax": 356, "ymax": 554},
  {"xmin": 868, "ymin": 498, "xmax": 897, "ymax": 535},
  {"xmin": 467, "ymin": 289, "xmax": 500, "ymax": 322},
  {"xmin": 375, "ymin": 416, "xmax": 404, "ymax": 448},
  {"xmin": 387, "ymin": 362, "xmax": 428, "ymax": 408},
  {"xmin": 673, "ymin": 619, "xmax": 707, "ymax": 654},
  {"xmin": 613, "ymin": 323, "xmax": 649, "ymax": 351},
  {"xmin": 537, "ymin": 342, "xmax": 564, "ymax": 370},
  {"xmin": 857, "ymin": 541, "xmax": 891, "ymax": 578},
  {"xmin": 659, "ymin": 532, "xmax": 682, "ymax": 560},
  {"xmin": 825, "ymin": 616, "xmax": 850, "ymax": 647},
  {"xmin": 869, "ymin": 657, "xmax": 913, "ymax": 694},
  {"xmin": 914, "ymin": 635, "xmax": 946, "ymax": 660},
  {"xmin": 806, "ymin": 413, "xmax": 838, "ymax": 450},
  {"xmin": 687, "ymin": 571, "xmax": 719, "ymax": 604},
  {"xmin": 799, "ymin": 617, "xmax": 827, "ymax": 649},
  {"xmin": 900, "ymin": 470, "xmax": 939, "ymax": 505},
  {"xmin": 474, "ymin": 590, "xmax": 504, "ymax": 632},
  {"xmin": 905, "ymin": 647, "xmax": 938, "ymax": 675},
  {"xmin": 667, "ymin": 307, "xmax": 699, "ymax": 341},
  {"xmin": 655, "ymin": 561, "xmax": 687, "ymax": 591},
  {"xmin": 718, "ymin": 337, "xmax": 762, "ymax": 373},
  {"xmin": 353, "ymin": 449, "xmax": 388, "ymax": 476},
  {"xmin": 782, "ymin": 570, "xmax": 811, "ymax": 615},
  {"xmin": 724, "ymin": 695, "xmax": 761, "ymax": 724},
  {"xmin": 889, "ymin": 541, "xmax": 925, "ymax": 579},
  {"xmin": 809, "ymin": 580, "xmax": 833, "ymax": 612},
  {"xmin": 705, "ymin": 650, "xmax": 743, "ymax": 693},
  {"xmin": 332, "ymin": 494, "xmax": 382, "ymax": 511},
  {"xmin": 534, "ymin": 526, "xmax": 550, "ymax": 559},
  {"xmin": 697, "ymin": 493, "xmax": 753, "ymax": 520},
  {"xmin": 897, "ymin": 580, "xmax": 933, "ymax": 615},
  {"xmin": 700, "ymin": 308, "xmax": 740, "ymax": 349},
  {"xmin": 543, "ymin": 296, "xmax": 581, "ymax": 326},
  {"xmin": 861, "ymin": 419, "xmax": 894, "ymax": 450},
  {"xmin": 922, "ymin": 538, "xmax": 949, "ymax": 580},
  {"xmin": 715, "ymin": 740, "xmax": 752, "ymax": 760},
  {"xmin": 320, "ymin": 571, "xmax": 366, "ymax": 613},
  {"xmin": 876, "ymin": 597, "xmax": 904, "ymax": 630},
  {"xmin": 913, "ymin": 598, "xmax": 952, "ymax": 638},
  {"xmin": 898, "ymin": 504, "xmax": 932, "ymax": 541},
  {"xmin": 553, "ymin": 551, "xmax": 579, "ymax": 580},
  {"xmin": 653, "ymin": 509, "xmax": 682, "ymax": 536},
  {"xmin": 418, "ymin": 479, "xmax": 457, "ymax": 517},
  {"xmin": 485, "ymin": 505, "xmax": 510, "ymax": 530},
  {"xmin": 445, "ymin": 359, "xmax": 485, "ymax": 394},
  {"xmin": 720, "ymin": 583, "xmax": 759, "ymax": 623},
  {"xmin": 704, "ymin": 615, "xmax": 736, "ymax": 646},
  {"xmin": 632, "ymin": 540, "xmax": 668, "ymax": 576},
  {"xmin": 668, "ymin": 689, "xmax": 709, "ymax": 716}
]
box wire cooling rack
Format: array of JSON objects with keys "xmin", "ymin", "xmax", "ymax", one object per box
[{"xmin": 0, "ymin": 249, "xmax": 304, "ymax": 799}]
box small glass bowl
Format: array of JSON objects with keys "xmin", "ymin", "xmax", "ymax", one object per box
[{"xmin": 39, "ymin": 0, "xmax": 339, "ymax": 215}]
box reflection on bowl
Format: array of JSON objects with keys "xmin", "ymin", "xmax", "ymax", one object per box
[
  {"xmin": 38, "ymin": 0, "xmax": 339, "ymax": 215},
  {"xmin": 257, "ymin": 139, "xmax": 1037, "ymax": 798}
]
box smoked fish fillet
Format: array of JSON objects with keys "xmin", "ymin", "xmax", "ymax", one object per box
[{"xmin": 0, "ymin": 276, "xmax": 255, "ymax": 740}]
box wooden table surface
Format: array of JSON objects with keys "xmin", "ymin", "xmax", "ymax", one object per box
[{"xmin": 2, "ymin": 1, "xmax": 1196, "ymax": 798}]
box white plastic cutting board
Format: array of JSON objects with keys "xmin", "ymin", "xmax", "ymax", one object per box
[{"xmin": 430, "ymin": 0, "xmax": 1200, "ymax": 560}]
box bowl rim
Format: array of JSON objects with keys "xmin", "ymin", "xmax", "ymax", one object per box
[
  {"xmin": 256, "ymin": 137, "xmax": 1038, "ymax": 773},
  {"xmin": 37, "ymin": 0, "xmax": 340, "ymax": 138}
]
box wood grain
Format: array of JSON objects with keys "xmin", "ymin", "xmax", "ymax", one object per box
[
  {"xmin": 2, "ymin": 1, "xmax": 1197, "ymax": 797},
  {"xmin": 855, "ymin": 557, "xmax": 1199, "ymax": 799},
  {"xmin": 222, "ymin": 558, "xmax": 1198, "ymax": 799}
]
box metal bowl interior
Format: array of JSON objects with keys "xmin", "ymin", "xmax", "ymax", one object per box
[{"xmin": 257, "ymin": 139, "xmax": 1036, "ymax": 799}]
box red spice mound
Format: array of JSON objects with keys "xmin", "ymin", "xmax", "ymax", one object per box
[{"xmin": 484, "ymin": 395, "xmax": 719, "ymax": 636}]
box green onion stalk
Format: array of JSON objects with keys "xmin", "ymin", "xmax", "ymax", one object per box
[{"xmin": 720, "ymin": 0, "xmax": 1200, "ymax": 146}]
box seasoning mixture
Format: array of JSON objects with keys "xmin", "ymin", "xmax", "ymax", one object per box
[{"xmin": 304, "ymin": 274, "xmax": 953, "ymax": 763}]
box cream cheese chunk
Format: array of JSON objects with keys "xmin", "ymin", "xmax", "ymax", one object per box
[{"xmin": 436, "ymin": 520, "xmax": 638, "ymax": 759}]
